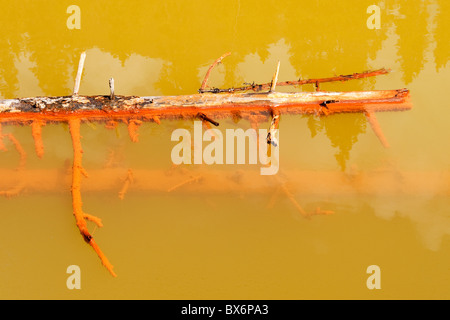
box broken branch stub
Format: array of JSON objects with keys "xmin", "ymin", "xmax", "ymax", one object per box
[
  {"xmin": 199, "ymin": 52, "xmax": 231, "ymax": 92},
  {"xmin": 73, "ymin": 51, "xmax": 86, "ymax": 96}
]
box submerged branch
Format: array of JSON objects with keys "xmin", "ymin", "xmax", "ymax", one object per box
[{"xmin": 69, "ymin": 118, "xmax": 117, "ymax": 277}]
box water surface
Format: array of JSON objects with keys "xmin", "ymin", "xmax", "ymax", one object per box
[{"xmin": 0, "ymin": 0, "xmax": 449, "ymax": 299}]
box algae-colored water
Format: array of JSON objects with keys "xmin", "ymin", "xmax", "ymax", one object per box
[{"xmin": 0, "ymin": 0, "xmax": 449, "ymax": 299}]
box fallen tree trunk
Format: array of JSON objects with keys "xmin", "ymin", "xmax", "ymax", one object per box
[{"xmin": 0, "ymin": 89, "xmax": 411, "ymax": 124}]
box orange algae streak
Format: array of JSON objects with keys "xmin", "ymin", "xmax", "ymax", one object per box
[
  {"xmin": 31, "ymin": 120, "xmax": 45, "ymax": 158},
  {"xmin": 68, "ymin": 118, "xmax": 117, "ymax": 277}
]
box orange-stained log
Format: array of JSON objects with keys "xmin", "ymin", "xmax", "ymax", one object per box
[
  {"xmin": 68, "ymin": 118, "xmax": 117, "ymax": 277},
  {"xmin": 0, "ymin": 89, "xmax": 412, "ymax": 126}
]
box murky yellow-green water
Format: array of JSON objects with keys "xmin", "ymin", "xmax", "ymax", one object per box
[{"xmin": 0, "ymin": 0, "xmax": 449, "ymax": 299}]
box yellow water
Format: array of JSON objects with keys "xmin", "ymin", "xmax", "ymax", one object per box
[{"xmin": 0, "ymin": 0, "xmax": 449, "ymax": 299}]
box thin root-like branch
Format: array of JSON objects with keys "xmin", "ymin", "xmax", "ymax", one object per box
[
  {"xmin": 168, "ymin": 175, "xmax": 202, "ymax": 193},
  {"xmin": 118, "ymin": 169, "xmax": 134, "ymax": 200},
  {"xmin": 364, "ymin": 111, "xmax": 390, "ymax": 148},
  {"xmin": 83, "ymin": 213, "xmax": 103, "ymax": 227},
  {"xmin": 69, "ymin": 118, "xmax": 116, "ymax": 277},
  {"xmin": 270, "ymin": 61, "xmax": 281, "ymax": 92},
  {"xmin": 5, "ymin": 133, "xmax": 27, "ymax": 170},
  {"xmin": 275, "ymin": 175, "xmax": 334, "ymax": 219},
  {"xmin": 31, "ymin": 120, "xmax": 45, "ymax": 158},
  {"xmin": 279, "ymin": 183, "xmax": 309, "ymax": 218}
]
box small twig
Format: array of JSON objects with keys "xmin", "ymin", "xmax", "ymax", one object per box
[
  {"xmin": 270, "ymin": 61, "xmax": 280, "ymax": 93},
  {"xmin": 274, "ymin": 175, "xmax": 334, "ymax": 219},
  {"xmin": 109, "ymin": 78, "xmax": 115, "ymax": 100},
  {"xmin": 83, "ymin": 213, "xmax": 103, "ymax": 228},
  {"xmin": 315, "ymin": 81, "xmax": 320, "ymax": 92},
  {"xmin": 279, "ymin": 183, "xmax": 309, "ymax": 218},
  {"xmin": 168, "ymin": 175, "xmax": 202, "ymax": 193},
  {"xmin": 118, "ymin": 169, "xmax": 134, "ymax": 200},
  {"xmin": 200, "ymin": 52, "xmax": 231, "ymax": 92},
  {"xmin": 73, "ymin": 51, "xmax": 86, "ymax": 96},
  {"xmin": 197, "ymin": 113, "xmax": 219, "ymax": 126}
]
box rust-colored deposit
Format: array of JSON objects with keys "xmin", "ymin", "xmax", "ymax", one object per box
[{"xmin": 0, "ymin": 52, "xmax": 413, "ymax": 277}]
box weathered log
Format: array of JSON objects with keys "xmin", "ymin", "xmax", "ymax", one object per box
[{"xmin": 0, "ymin": 89, "xmax": 411, "ymax": 124}]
